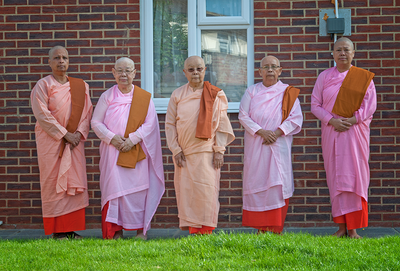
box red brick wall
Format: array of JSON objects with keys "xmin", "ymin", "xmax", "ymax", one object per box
[{"xmin": 1, "ymin": 0, "xmax": 399, "ymax": 230}]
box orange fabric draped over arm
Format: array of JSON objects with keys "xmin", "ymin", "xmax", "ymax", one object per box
[
  {"xmin": 195, "ymin": 81, "xmax": 221, "ymax": 139},
  {"xmin": 281, "ymin": 86, "xmax": 300, "ymax": 123}
]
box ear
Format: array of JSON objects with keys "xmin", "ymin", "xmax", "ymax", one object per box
[
  {"xmin": 112, "ymin": 68, "xmax": 118, "ymax": 79},
  {"xmin": 258, "ymin": 68, "xmax": 263, "ymax": 77},
  {"xmin": 277, "ymin": 67, "xmax": 283, "ymax": 77}
]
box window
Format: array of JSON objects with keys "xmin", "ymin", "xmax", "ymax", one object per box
[{"xmin": 141, "ymin": 0, "xmax": 254, "ymax": 112}]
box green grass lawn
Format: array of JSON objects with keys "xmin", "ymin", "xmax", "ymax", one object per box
[{"xmin": 1, "ymin": 232, "xmax": 399, "ymax": 270}]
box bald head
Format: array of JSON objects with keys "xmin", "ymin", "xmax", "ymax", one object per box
[
  {"xmin": 258, "ymin": 55, "xmax": 282, "ymax": 88},
  {"xmin": 184, "ymin": 56, "xmax": 205, "ymax": 70},
  {"xmin": 48, "ymin": 46, "xmax": 69, "ymax": 74},
  {"xmin": 115, "ymin": 57, "xmax": 135, "ymax": 69},
  {"xmin": 260, "ymin": 55, "xmax": 280, "ymax": 68},
  {"xmin": 183, "ymin": 56, "xmax": 206, "ymax": 89},
  {"xmin": 48, "ymin": 46, "xmax": 68, "ymax": 59},
  {"xmin": 334, "ymin": 37, "xmax": 354, "ymax": 51}
]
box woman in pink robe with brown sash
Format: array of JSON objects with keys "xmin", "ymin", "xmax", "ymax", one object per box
[
  {"xmin": 311, "ymin": 38, "xmax": 377, "ymax": 239},
  {"xmin": 31, "ymin": 46, "xmax": 92, "ymax": 239},
  {"xmin": 92, "ymin": 57, "xmax": 164, "ymax": 240}
]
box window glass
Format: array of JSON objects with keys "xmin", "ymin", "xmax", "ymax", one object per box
[
  {"xmin": 153, "ymin": 0, "xmax": 188, "ymax": 98},
  {"xmin": 201, "ymin": 29, "xmax": 247, "ymax": 102},
  {"xmin": 206, "ymin": 0, "xmax": 242, "ymax": 17}
]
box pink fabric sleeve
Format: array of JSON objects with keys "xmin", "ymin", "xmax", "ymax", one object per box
[
  {"xmin": 31, "ymin": 80, "xmax": 67, "ymax": 141},
  {"xmin": 76, "ymin": 82, "xmax": 93, "ymax": 140},
  {"xmin": 311, "ymin": 73, "xmax": 334, "ymax": 125},
  {"xmin": 129, "ymin": 100, "xmax": 157, "ymax": 145},
  {"xmin": 278, "ymin": 98, "xmax": 303, "ymax": 136},
  {"xmin": 165, "ymin": 91, "xmax": 183, "ymax": 156},
  {"xmin": 354, "ymin": 80, "xmax": 377, "ymax": 124},
  {"xmin": 239, "ymin": 88, "xmax": 262, "ymax": 136},
  {"xmin": 213, "ymin": 90, "xmax": 235, "ymax": 154},
  {"xmin": 91, "ymin": 92, "xmax": 116, "ymax": 145}
]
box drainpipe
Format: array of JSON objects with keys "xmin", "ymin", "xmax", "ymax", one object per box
[{"xmin": 333, "ymin": 0, "xmax": 339, "ymax": 66}]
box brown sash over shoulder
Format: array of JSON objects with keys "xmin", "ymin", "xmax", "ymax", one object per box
[
  {"xmin": 332, "ymin": 66, "xmax": 375, "ymax": 118},
  {"xmin": 195, "ymin": 81, "xmax": 221, "ymax": 139},
  {"xmin": 281, "ymin": 86, "xmax": 300, "ymax": 123},
  {"xmin": 59, "ymin": 77, "xmax": 86, "ymax": 158},
  {"xmin": 117, "ymin": 86, "xmax": 151, "ymax": 169}
]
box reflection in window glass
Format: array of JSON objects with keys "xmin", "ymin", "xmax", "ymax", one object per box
[
  {"xmin": 206, "ymin": 0, "xmax": 241, "ymax": 17},
  {"xmin": 153, "ymin": 0, "xmax": 188, "ymax": 98},
  {"xmin": 201, "ymin": 29, "xmax": 247, "ymax": 102}
]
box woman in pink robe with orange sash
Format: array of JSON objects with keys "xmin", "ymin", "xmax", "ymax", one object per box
[
  {"xmin": 311, "ymin": 38, "xmax": 377, "ymax": 238},
  {"xmin": 92, "ymin": 57, "xmax": 164, "ymax": 240},
  {"xmin": 239, "ymin": 56, "xmax": 303, "ymax": 234},
  {"xmin": 31, "ymin": 46, "xmax": 92, "ymax": 239},
  {"xmin": 166, "ymin": 56, "xmax": 235, "ymax": 234}
]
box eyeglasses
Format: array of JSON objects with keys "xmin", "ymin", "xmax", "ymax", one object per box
[
  {"xmin": 116, "ymin": 69, "xmax": 135, "ymax": 75},
  {"xmin": 261, "ymin": 65, "xmax": 280, "ymax": 70},
  {"xmin": 186, "ymin": 67, "xmax": 204, "ymax": 73}
]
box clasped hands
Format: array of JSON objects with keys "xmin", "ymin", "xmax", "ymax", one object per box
[
  {"xmin": 174, "ymin": 151, "xmax": 224, "ymax": 169},
  {"xmin": 256, "ymin": 129, "xmax": 283, "ymax": 145},
  {"xmin": 63, "ymin": 131, "xmax": 82, "ymax": 150},
  {"xmin": 329, "ymin": 116, "xmax": 357, "ymax": 132},
  {"xmin": 111, "ymin": 135, "xmax": 135, "ymax": 153}
]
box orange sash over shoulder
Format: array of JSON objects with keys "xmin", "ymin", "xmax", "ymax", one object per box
[
  {"xmin": 195, "ymin": 81, "xmax": 221, "ymax": 139},
  {"xmin": 332, "ymin": 66, "xmax": 374, "ymax": 118},
  {"xmin": 117, "ymin": 86, "xmax": 151, "ymax": 169},
  {"xmin": 281, "ymin": 86, "xmax": 300, "ymax": 123},
  {"xmin": 59, "ymin": 77, "xmax": 86, "ymax": 158}
]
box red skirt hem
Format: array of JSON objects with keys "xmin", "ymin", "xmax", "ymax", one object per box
[
  {"xmin": 333, "ymin": 198, "xmax": 368, "ymax": 230},
  {"xmin": 101, "ymin": 201, "xmax": 142, "ymax": 239},
  {"xmin": 242, "ymin": 198, "xmax": 289, "ymax": 234},
  {"xmin": 189, "ymin": 226, "xmax": 215, "ymax": 235},
  {"xmin": 43, "ymin": 208, "xmax": 86, "ymax": 235}
]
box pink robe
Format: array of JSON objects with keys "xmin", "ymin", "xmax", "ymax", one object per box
[
  {"xmin": 91, "ymin": 85, "xmax": 164, "ymax": 234},
  {"xmin": 239, "ymin": 81, "xmax": 303, "ymax": 212},
  {"xmin": 311, "ymin": 67, "xmax": 377, "ymax": 217},
  {"xmin": 31, "ymin": 75, "xmax": 92, "ymax": 217},
  {"xmin": 165, "ymin": 83, "xmax": 235, "ymax": 230}
]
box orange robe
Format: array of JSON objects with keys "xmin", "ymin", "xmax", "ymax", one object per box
[
  {"xmin": 31, "ymin": 75, "xmax": 92, "ymax": 235},
  {"xmin": 166, "ymin": 83, "xmax": 235, "ymax": 231}
]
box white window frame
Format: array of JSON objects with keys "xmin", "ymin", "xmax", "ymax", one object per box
[
  {"xmin": 198, "ymin": 0, "xmax": 251, "ymax": 25},
  {"xmin": 141, "ymin": 0, "xmax": 254, "ymax": 113}
]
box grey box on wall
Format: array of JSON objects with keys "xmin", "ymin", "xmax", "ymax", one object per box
[
  {"xmin": 327, "ymin": 18, "xmax": 345, "ymax": 34},
  {"xmin": 319, "ymin": 9, "xmax": 351, "ymax": 36}
]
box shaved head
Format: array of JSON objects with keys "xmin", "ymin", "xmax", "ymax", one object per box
[
  {"xmin": 260, "ymin": 55, "xmax": 280, "ymax": 68},
  {"xmin": 115, "ymin": 57, "xmax": 135, "ymax": 69},
  {"xmin": 334, "ymin": 37, "xmax": 354, "ymax": 51},
  {"xmin": 184, "ymin": 56, "xmax": 205, "ymax": 70},
  {"xmin": 48, "ymin": 45, "xmax": 68, "ymax": 59}
]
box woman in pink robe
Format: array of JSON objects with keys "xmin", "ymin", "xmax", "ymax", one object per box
[
  {"xmin": 239, "ymin": 56, "xmax": 303, "ymax": 234},
  {"xmin": 311, "ymin": 38, "xmax": 377, "ymax": 238},
  {"xmin": 31, "ymin": 46, "xmax": 92, "ymax": 239},
  {"xmin": 166, "ymin": 56, "xmax": 235, "ymax": 234},
  {"xmin": 91, "ymin": 57, "xmax": 164, "ymax": 240}
]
